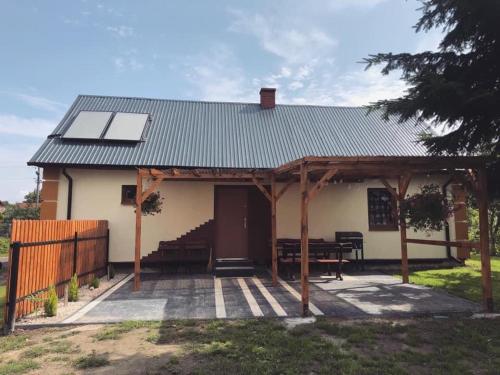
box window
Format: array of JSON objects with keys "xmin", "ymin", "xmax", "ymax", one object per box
[
  {"xmin": 367, "ymin": 188, "xmax": 398, "ymax": 231},
  {"xmin": 121, "ymin": 185, "xmax": 137, "ymax": 205}
]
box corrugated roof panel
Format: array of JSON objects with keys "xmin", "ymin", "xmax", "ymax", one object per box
[{"xmin": 29, "ymin": 95, "xmax": 429, "ymax": 169}]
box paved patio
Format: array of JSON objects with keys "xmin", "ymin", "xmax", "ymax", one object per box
[{"xmin": 65, "ymin": 272, "xmax": 479, "ymax": 323}]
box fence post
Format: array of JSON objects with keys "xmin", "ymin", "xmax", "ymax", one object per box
[
  {"xmin": 106, "ymin": 228, "xmax": 110, "ymax": 280},
  {"xmin": 5, "ymin": 242, "xmax": 21, "ymax": 334},
  {"xmin": 72, "ymin": 231, "xmax": 78, "ymax": 277}
]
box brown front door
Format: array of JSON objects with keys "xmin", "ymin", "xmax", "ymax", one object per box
[{"xmin": 215, "ymin": 186, "xmax": 248, "ymax": 259}]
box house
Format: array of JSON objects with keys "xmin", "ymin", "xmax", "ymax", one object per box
[{"xmin": 29, "ymin": 89, "xmax": 473, "ymax": 270}]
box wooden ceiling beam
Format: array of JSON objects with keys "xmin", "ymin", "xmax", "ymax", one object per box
[
  {"xmin": 252, "ymin": 176, "xmax": 272, "ymax": 202},
  {"xmin": 308, "ymin": 168, "xmax": 338, "ymax": 201},
  {"xmin": 276, "ymin": 179, "xmax": 295, "ymax": 201},
  {"xmin": 141, "ymin": 177, "xmax": 164, "ymax": 203}
]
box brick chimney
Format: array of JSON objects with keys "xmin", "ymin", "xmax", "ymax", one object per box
[{"xmin": 260, "ymin": 88, "xmax": 276, "ymax": 109}]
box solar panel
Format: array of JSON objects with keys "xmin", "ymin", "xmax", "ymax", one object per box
[
  {"xmin": 103, "ymin": 112, "xmax": 149, "ymax": 141},
  {"xmin": 63, "ymin": 111, "xmax": 113, "ymax": 139}
]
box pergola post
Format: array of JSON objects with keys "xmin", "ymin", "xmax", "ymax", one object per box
[
  {"xmin": 271, "ymin": 174, "xmax": 278, "ymax": 286},
  {"xmin": 300, "ymin": 163, "xmax": 309, "ymax": 316},
  {"xmin": 397, "ymin": 175, "xmax": 412, "ymax": 284},
  {"xmin": 476, "ymin": 168, "xmax": 494, "ymax": 312},
  {"xmin": 134, "ymin": 170, "xmax": 143, "ymax": 291}
]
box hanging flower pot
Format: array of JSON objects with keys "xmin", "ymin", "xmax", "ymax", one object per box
[
  {"xmin": 400, "ymin": 184, "xmax": 454, "ymax": 232},
  {"xmin": 136, "ymin": 191, "xmax": 164, "ymax": 216}
]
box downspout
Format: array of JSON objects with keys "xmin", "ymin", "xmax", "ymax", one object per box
[{"xmin": 62, "ymin": 168, "xmax": 73, "ymax": 220}]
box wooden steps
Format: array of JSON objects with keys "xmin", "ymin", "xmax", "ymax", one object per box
[{"xmin": 214, "ymin": 258, "xmax": 255, "ymax": 277}]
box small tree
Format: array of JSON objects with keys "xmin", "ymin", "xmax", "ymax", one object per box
[
  {"xmin": 69, "ymin": 274, "xmax": 79, "ymax": 302},
  {"xmin": 23, "ymin": 190, "xmax": 38, "ymax": 204},
  {"xmin": 2, "ymin": 204, "xmax": 39, "ymax": 222},
  {"xmin": 44, "ymin": 285, "xmax": 58, "ymax": 317}
]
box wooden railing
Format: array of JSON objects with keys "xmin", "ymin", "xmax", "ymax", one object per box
[{"xmin": 4, "ymin": 220, "xmax": 109, "ymax": 331}]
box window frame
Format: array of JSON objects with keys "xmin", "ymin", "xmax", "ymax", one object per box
[
  {"xmin": 121, "ymin": 185, "xmax": 137, "ymax": 205},
  {"xmin": 367, "ymin": 188, "xmax": 398, "ymax": 231}
]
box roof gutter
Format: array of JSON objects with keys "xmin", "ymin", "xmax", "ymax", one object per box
[{"xmin": 62, "ymin": 168, "xmax": 73, "ymax": 220}]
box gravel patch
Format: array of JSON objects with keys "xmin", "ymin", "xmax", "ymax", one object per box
[{"xmin": 17, "ymin": 273, "xmax": 129, "ymax": 325}]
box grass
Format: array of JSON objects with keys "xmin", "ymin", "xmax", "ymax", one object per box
[
  {"xmin": 93, "ymin": 320, "xmax": 158, "ymax": 341},
  {"xmin": 0, "ymin": 359, "xmax": 39, "ymax": 375},
  {"xmin": 0, "ymin": 318, "xmax": 498, "ymax": 374},
  {"xmin": 0, "ymin": 285, "xmax": 5, "ymax": 323},
  {"xmin": 72, "ymin": 351, "xmax": 109, "ymax": 369},
  {"xmin": 141, "ymin": 318, "xmax": 500, "ymax": 374},
  {"xmin": 407, "ymin": 254, "xmax": 500, "ymax": 310},
  {"xmin": 0, "ymin": 334, "xmax": 30, "ymax": 354},
  {"xmin": 20, "ymin": 340, "xmax": 77, "ymax": 359}
]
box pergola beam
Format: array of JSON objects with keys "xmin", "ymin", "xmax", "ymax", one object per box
[
  {"xmin": 276, "ymin": 180, "xmax": 295, "ymax": 200},
  {"xmin": 252, "ymin": 177, "xmax": 272, "ymax": 202},
  {"xmin": 300, "ymin": 163, "xmax": 310, "ymax": 316},
  {"xmin": 141, "ymin": 177, "xmax": 165, "ymax": 203},
  {"xmin": 476, "ymin": 168, "xmax": 494, "ymax": 312},
  {"xmin": 308, "ymin": 169, "xmax": 338, "ymax": 201},
  {"xmin": 398, "ymin": 174, "xmax": 412, "ymax": 284},
  {"xmin": 134, "ymin": 170, "xmax": 143, "ymax": 291},
  {"xmin": 271, "ymin": 174, "xmax": 278, "ymax": 285}
]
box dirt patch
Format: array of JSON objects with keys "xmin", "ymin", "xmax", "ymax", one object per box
[{"xmin": 17, "ymin": 274, "xmax": 130, "ymax": 326}]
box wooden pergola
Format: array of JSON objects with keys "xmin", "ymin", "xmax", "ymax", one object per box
[{"xmin": 134, "ymin": 156, "xmax": 494, "ymax": 314}]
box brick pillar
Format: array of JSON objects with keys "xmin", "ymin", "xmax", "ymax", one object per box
[
  {"xmin": 40, "ymin": 167, "xmax": 60, "ymax": 219},
  {"xmin": 452, "ymin": 183, "xmax": 469, "ymax": 260}
]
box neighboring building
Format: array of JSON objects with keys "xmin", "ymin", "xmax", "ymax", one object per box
[{"xmin": 28, "ymin": 89, "xmax": 468, "ymax": 265}]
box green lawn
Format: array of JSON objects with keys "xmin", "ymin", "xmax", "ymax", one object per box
[{"xmin": 408, "ymin": 254, "xmax": 500, "ymax": 310}]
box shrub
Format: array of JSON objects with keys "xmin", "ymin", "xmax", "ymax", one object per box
[
  {"xmin": 0, "ymin": 237, "xmax": 9, "ymax": 256},
  {"xmin": 44, "ymin": 286, "xmax": 58, "ymax": 317},
  {"xmin": 68, "ymin": 274, "xmax": 79, "ymax": 302},
  {"xmin": 90, "ymin": 276, "xmax": 100, "ymax": 289}
]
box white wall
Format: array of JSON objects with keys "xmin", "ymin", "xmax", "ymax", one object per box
[
  {"xmin": 56, "ymin": 169, "xmax": 453, "ymax": 262},
  {"xmin": 276, "ymin": 175, "xmax": 451, "ymax": 259},
  {"xmin": 57, "ymin": 169, "xmax": 214, "ymax": 262}
]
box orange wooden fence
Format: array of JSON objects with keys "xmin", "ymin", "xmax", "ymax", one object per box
[{"xmin": 4, "ymin": 219, "xmax": 109, "ymax": 323}]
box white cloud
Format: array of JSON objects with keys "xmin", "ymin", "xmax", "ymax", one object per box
[
  {"xmin": 0, "ymin": 114, "xmax": 57, "ymax": 138},
  {"xmin": 184, "ymin": 45, "xmax": 256, "ymax": 102},
  {"xmin": 182, "ymin": 5, "xmax": 407, "ymax": 107},
  {"xmin": 0, "ymin": 143, "xmax": 40, "ymax": 202},
  {"xmin": 12, "ymin": 93, "xmax": 66, "ymax": 115},
  {"xmin": 106, "ymin": 25, "xmax": 134, "ymax": 38},
  {"xmin": 298, "ymin": 68, "xmax": 407, "ymax": 106},
  {"xmin": 228, "ymin": 10, "xmax": 337, "ymax": 65},
  {"xmin": 415, "ymin": 30, "xmax": 443, "ymax": 53},
  {"xmin": 113, "ymin": 50, "xmax": 144, "ymax": 72},
  {"xmin": 327, "ymin": 0, "xmax": 388, "ymax": 11}
]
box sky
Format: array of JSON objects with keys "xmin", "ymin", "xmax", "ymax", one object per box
[{"xmin": 0, "ymin": 0, "xmax": 442, "ymax": 202}]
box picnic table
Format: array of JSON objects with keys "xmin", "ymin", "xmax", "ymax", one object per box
[{"xmin": 277, "ymin": 239, "xmax": 352, "ymax": 280}]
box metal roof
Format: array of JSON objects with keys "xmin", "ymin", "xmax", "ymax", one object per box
[{"xmin": 29, "ymin": 94, "xmax": 429, "ymax": 169}]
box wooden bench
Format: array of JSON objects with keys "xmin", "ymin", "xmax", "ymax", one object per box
[{"xmin": 277, "ymin": 238, "xmax": 351, "ymax": 280}]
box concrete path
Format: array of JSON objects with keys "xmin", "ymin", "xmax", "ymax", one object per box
[{"xmin": 68, "ymin": 272, "xmax": 480, "ymax": 323}]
